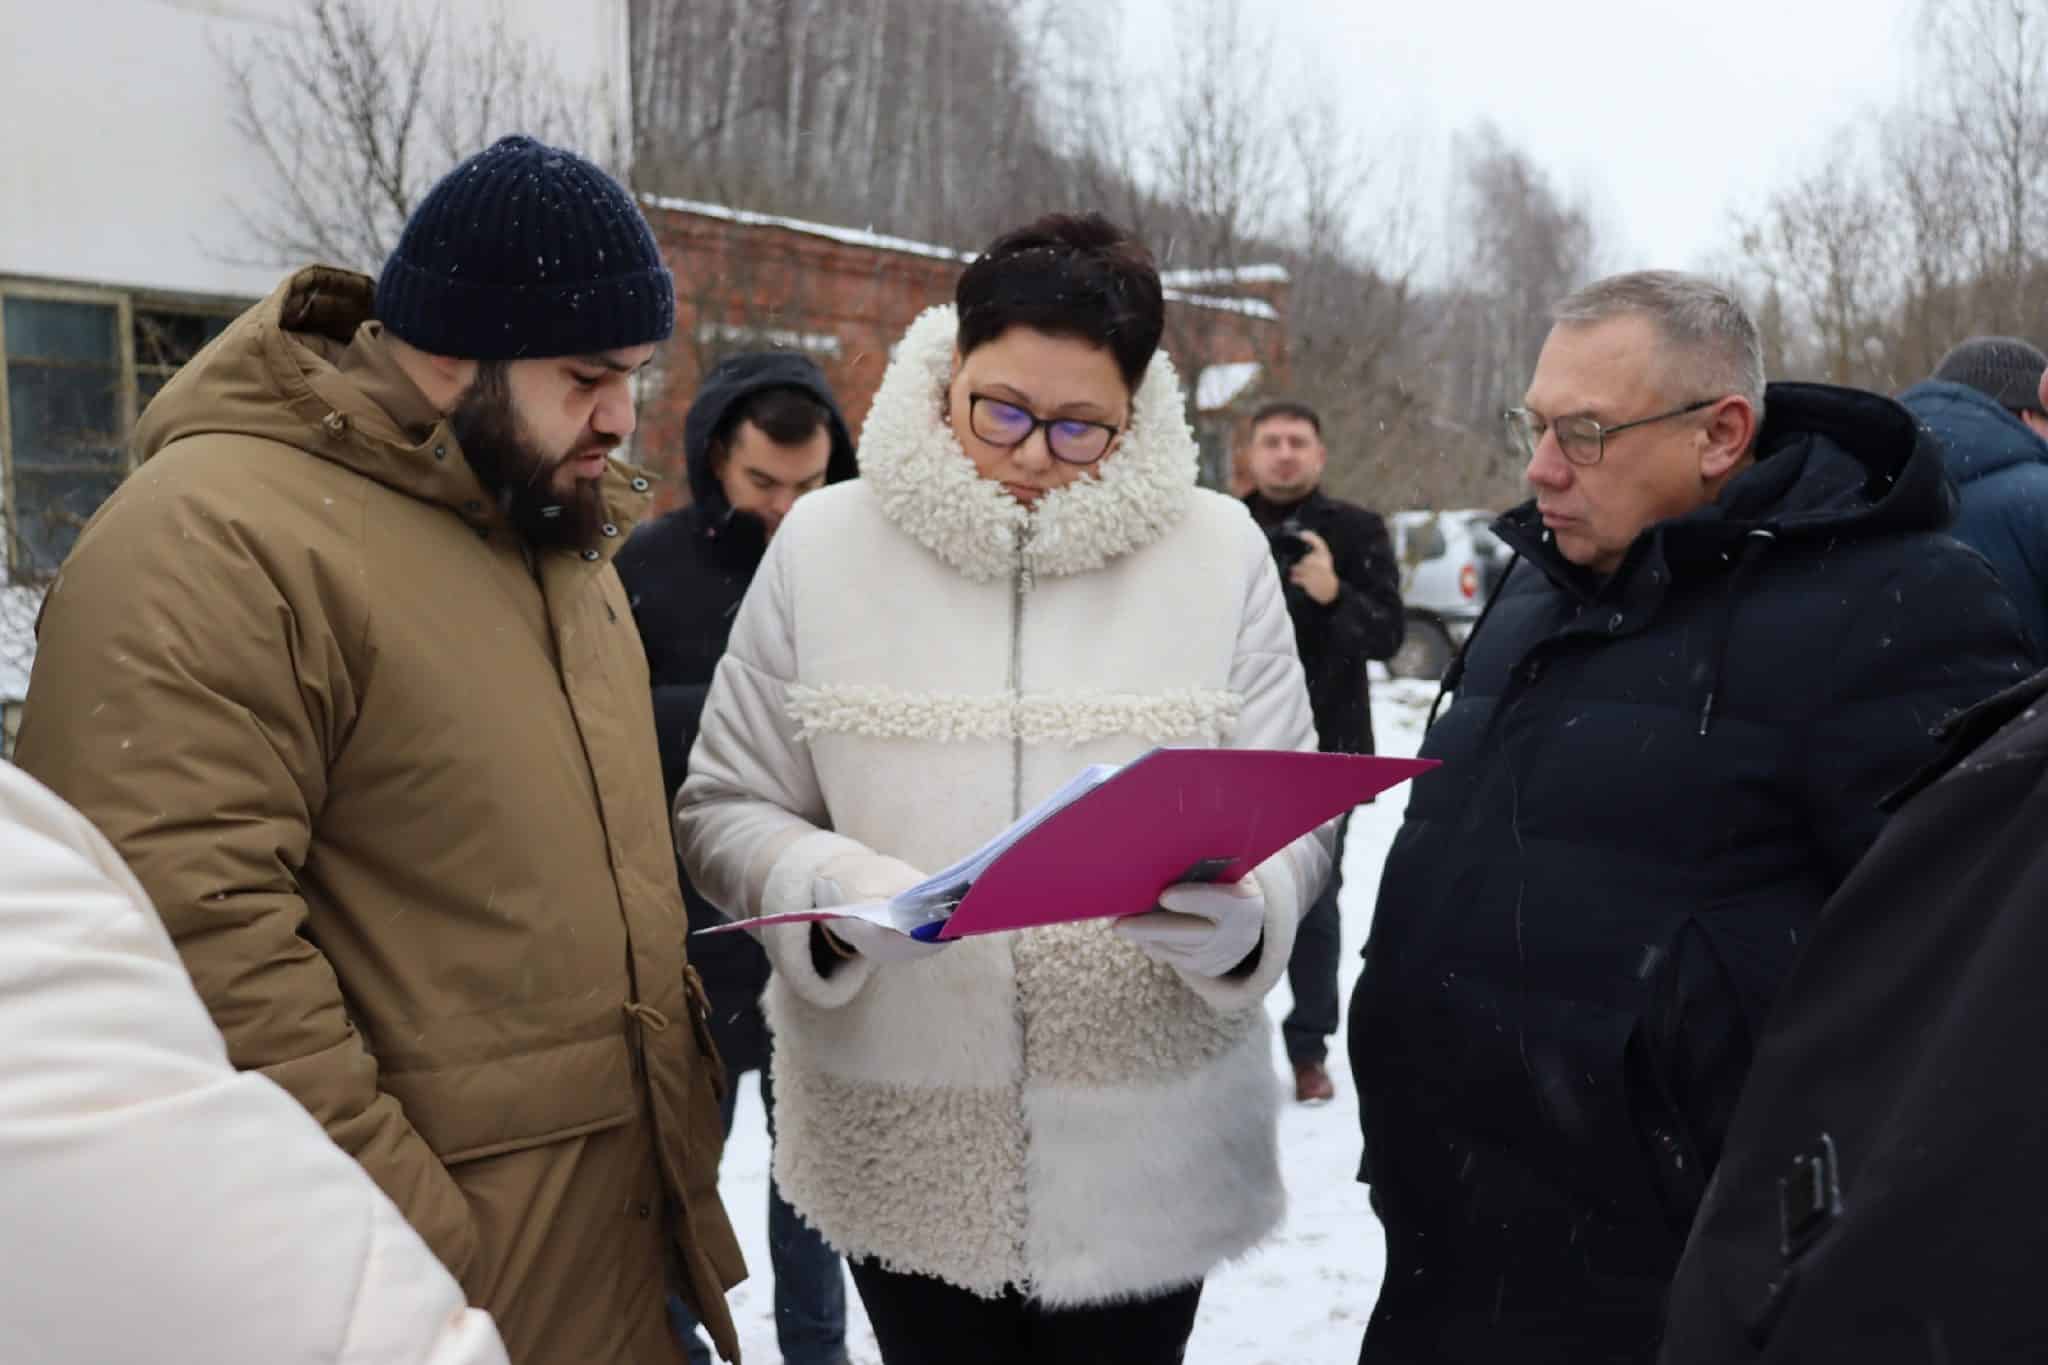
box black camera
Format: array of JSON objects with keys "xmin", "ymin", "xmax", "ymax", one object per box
[{"xmin": 1267, "ymin": 517, "xmax": 1311, "ymax": 572}]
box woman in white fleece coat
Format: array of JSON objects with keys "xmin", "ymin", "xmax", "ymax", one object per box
[
  {"xmin": 677, "ymin": 214, "xmax": 1330, "ymax": 1364},
  {"xmin": 0, "ymin": 759, "xmax": 506, "ymax": 1365}
]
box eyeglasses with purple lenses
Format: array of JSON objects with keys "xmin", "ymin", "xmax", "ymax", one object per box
[{"xmin": 969, "ymin": 394, "xmax": 1120, "ymax": 466}]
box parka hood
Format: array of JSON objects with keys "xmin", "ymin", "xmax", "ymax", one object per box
[
  {"xmin": 855, "ymin": 305, "xmax": 1200, "ymax": 583},
  {"xmin": 680, "ymin": 350, "xmax": 857, "ymax": 512},
  {"xmin": 134, "ymin": 266, "xmax": 656, "ymax": 545},
  {"xmin": 1900, "ymin": 379, "xmax": 2048, "ymax": 486},
  {"xmin": 1495, "ymin": 381, "xmax": 1956, "ymax": 595}
]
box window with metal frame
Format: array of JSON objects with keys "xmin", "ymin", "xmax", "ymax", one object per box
[{"xmin": 0, "ymin": 283, "xmax": 241, "ymax": 580}]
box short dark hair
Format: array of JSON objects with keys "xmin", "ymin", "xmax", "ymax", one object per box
[
  {"xmin": 954, "ymin": 213, "xmax": 1164, "ymax": 390},
  {"xmin": 713, "ymin": 385, "xmax": 830, "ymax": 459},
  {"xmin": 1250, "ymin": 399, "xmax": 1322, "ymax": 435}
]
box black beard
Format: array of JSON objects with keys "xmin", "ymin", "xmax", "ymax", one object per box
[{"xmin": 451, "ymin": 365, "xmax": 610, "ymax": 552}]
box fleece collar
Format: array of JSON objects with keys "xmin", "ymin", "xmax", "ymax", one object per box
[{"xmin": 856, "ymin": 305, "xmax": 1198, "ymax": 582}]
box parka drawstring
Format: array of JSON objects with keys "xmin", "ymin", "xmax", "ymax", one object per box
[
  {"xmin": 1698, "ymin": 529, "xmax": 1779, "ymax": 736},
  {"xmin": 623, "ymin": 1001, "xmax": 671, "ymax": 1032}
]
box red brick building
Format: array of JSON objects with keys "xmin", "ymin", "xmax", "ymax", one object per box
[{"xmin": 635, "ymin": 197, "xmax": 1290, "ymax": 508}]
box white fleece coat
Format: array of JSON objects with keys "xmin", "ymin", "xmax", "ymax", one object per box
[
  {"xmin": 676, "ymin": 306, "xmax": 1331, "ymax": 1304},
  {"xmin": 0, "ymin": 760, "xmax": 507, "ymax": 1365}
]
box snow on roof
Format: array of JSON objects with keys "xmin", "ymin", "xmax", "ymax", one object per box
[
  {"xmin": 644, "ymin": 195, "xmax": 1282, "ymax": 322},
  {"xmin": 1160, "ymin": 264, "xmax": 1290, "ymax": 288},
  {"xmin": 1175, "ymin": 293, "xmax": 1280, "ymax": 322},
  {"xmin": 694, "ymin": 321, "xmax": 842, "ymax": 356},
  {"xmin": 644, "ymin": 195, "xmax": 966, "ymax": 264},
  {"xmin": 1196, "ymin": 361, "xmax": 1263, "ymax": 411}
]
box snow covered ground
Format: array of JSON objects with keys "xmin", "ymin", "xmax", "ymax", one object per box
[{"xmin": 709, "ymin": 678, "xmax": 1439, "ymax": 1364}]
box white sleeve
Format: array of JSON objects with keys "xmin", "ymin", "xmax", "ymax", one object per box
[
  {"xmin": 675, "ymin": 527, "xmax": 878, "ymax": 1008},
  {"xmin": 1172, "ymin": 524, "xmax": 1334, "ymax": 1011},
  {"xmin": 0, "ymin": 762, "xmax": 507, "ymax": 1365}
]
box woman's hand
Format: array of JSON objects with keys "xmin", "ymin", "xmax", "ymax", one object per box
[
  {"xmin": 813, "ymin": 853, "xmax": 945, "ymax": 962},
  {"xmin": 1114, "ymin": 877, "xmax": 1266, "ymax": 978},
  {"xmin": 816, "ymin": 915, "xmax": 948, "ymax": 963}
]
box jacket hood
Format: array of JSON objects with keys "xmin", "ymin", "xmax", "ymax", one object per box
[
  {"xmin": 680, "ymin": 350, "xmax": 857, "ymax": 513},
  {"xmin": 1471, "ymin": 382, "xmax": 1960, "ymax": 737},
  {"xmin": 133, "ymin": 266, "xmax": 656, "ymax": 546},
  {"xmin": 857, "ymin": 305, "xmax": 1199, "ymax": 583},
  {"xmin": 1899, "ymin": 379, "xmax": 2048, "ymax": 485},
  {"xmin": 1496, "ymin": 381, "xmax": 1955, "ymax": 592}
]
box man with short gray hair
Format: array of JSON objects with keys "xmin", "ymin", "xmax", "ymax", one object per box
[{"xmin": 1348, "ymin": 270, "xmax": 2035, "ymax": 1361}]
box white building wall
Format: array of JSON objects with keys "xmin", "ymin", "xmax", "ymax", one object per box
[
  {"xmin": 0, "ymin": 0, "xmax": 632, "ymax": 300},
  {"xmin": 0, "ymin": 0, "xmax": 632, "ymax": 714}
]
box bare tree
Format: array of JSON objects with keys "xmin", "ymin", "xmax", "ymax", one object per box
[
  {"xmin": 1729, "ymin": 0, "xmax": 2048, "ymax": 386},
  {"xmin": 631, "ymin": 0, "xmax": 1074, "ymax": 247},
  {"xmin": 1735, "ymin": 135, "xmax": 1898, "ymax": 388},
  {"xmin": 219, "ymin": 0, "xmax": 612, "ymax": 273},
  {"xmin": 1435, "ymin": 124, "xmax": 1599, "ymax": 434},
  {"xmin": 628, "ymin": 0, "xmax": 1532, "ymax": 510},
  {"xmin": 1926, "ymin": 0, "xmax": 2048, "ymax": 328}
]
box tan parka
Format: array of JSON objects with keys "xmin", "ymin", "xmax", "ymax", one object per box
[{"xmin": 15, "ymin": 268, "xmax": 745, "ymax": 1364}]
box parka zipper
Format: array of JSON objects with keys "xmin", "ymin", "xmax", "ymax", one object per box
[
  {"xmin": 1007, "ymin": 528, "xmax": 1034, "ymax": 1291},
  {"xmin": 1010, "ymin": 543, "xmax": 1027, "ymax": 820}
]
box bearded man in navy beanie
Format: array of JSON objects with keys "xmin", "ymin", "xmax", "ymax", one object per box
[{"xmin": 15, "ymin": 136, "xmax": 747, "ymax": 1364}]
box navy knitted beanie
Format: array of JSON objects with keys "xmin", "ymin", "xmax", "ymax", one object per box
[{"xmin": 375, "ymin": 135, "xmax": 674, "ymax": 360}]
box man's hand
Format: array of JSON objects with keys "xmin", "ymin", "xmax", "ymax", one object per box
[{"xmin": 1290, "ymin": 530, "xmax": 1341, "ymax": 605}]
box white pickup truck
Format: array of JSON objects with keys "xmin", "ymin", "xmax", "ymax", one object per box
[{"xmin": 1386, "ymin": 509, "xmax": 1509, "ymax": 679}]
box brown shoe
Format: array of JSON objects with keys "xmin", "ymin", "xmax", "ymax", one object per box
[{"xmin": 1293, "ymin": 1060, "xmax": 1336, "ymax": 1104}]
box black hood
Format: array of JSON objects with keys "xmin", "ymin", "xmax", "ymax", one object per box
[
  {"xmin": 1494, "ymin": 381, "xmax": 1956, "ymax": 593},
  {"xmin": 680, "ymin": 350, "xmax": 858, "ymax": 515},
  {"xmin": 1459, "ymin": 382, "xmax": 1964, "ymax": 738},
  {"xmin": 1731, "ymin": 381, "xmax": 1954, "ymax": 538}
]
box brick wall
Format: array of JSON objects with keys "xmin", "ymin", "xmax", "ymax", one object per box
[{"xmin": 637, "ymin": 199, "xmax": 1288, "ymax": 510}]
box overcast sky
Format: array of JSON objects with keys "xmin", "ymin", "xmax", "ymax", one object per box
[{"xmin": 1118, "ymin": 0, "xmax": 1924, "ymax": 275}]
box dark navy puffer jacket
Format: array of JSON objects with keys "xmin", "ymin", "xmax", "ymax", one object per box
[
  {"xmin": 1901, "ymin": 378, "xmax": 2048, "ymax": 653},
  {"xmin": 1350, "ymin": 382, "xmax": 2037, "ymax": 1364},
  {"xmin": 614, "ymin": 352, "xmax": 856, "ymax": 1062}
]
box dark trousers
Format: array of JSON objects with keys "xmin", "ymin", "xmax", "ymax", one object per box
[
  {"xmin": 848, "ymin": 1258, "xmax": 1203, "ymax": 1365},
  {"xmin": 1283, "ymin": 810, "xmax": 1350, "ymax": 1065},
  {"xmin": 673, "ymin": 1047, "xmax": 848, "ymax": 1365}
]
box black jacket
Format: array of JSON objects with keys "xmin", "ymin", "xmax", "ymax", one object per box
[
  {"xmin": 614, "ymin": 353, "xmax": 857, "ymax": 1062},
  {"xmin": 1661, "ymin": 667, "xmax": 2048, "ymax": 1364},
  {"xmin": 1244, "ymin": 488, "xmax": 1403, "ymax": 753},
  {"xmin": 1349, "ymin": 383, "xmax": 2036, "ymax": 1364}
]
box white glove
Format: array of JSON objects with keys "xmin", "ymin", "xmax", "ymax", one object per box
[
  {"xmin": 1114, "ymin": 877, "xmax": 1266, "ymax": 978},
  {"xmin": 813, "ymin": 853, "xmax": 947, "ymax": 963}
]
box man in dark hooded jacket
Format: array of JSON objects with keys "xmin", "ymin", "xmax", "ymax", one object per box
[
  {"xmin": 1348, "ymin": 272, "xmax": 2036, "ymax": 1364},
  {"xmin": 1899, "ymin": 336, "xmax": 2048, "ymax": 653},
  {"xmin": 1241, "ymin": 399, "xmax": 1405, "ymax": 1105},
  {"xmin": 615, "ymin": 351, "xmax": 858, "ymax": 1365}
]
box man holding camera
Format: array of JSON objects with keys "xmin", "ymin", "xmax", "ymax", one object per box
[{"xmin": 1242, "ymin": 399, "xmax": 1405, "ymax": 1102}]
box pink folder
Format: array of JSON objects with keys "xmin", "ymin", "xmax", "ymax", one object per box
[
  {"xmin": 700, "ymin": 748, "xmax": 1437, "ymax": 941},
  {"xmin": 933, "ymin": 748, "xmax": 1434, "ymax": 939}
]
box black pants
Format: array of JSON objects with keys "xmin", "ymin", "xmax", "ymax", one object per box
[
  {"xmin": 848, "ymin": 1259, "xmax": 1203, "ymax": 1365},
  {"xmin": 1283, "ymin": 810, "xmax": 1349, "ymax": 1064}
]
